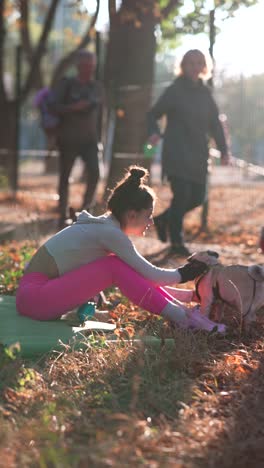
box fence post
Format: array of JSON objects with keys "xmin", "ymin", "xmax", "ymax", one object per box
[
  {"xmin": 201, "ymin": 7, "xmax": 216, "ymax": 231},
  {"xmin": 201, "ymin": 175, "xmax": 209, "ymax": 230},
  {"xmin": 11, "ymin": 44, "xmax": 22, "ymax": 193}
]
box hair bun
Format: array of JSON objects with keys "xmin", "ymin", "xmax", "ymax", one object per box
[{"xmin": 129, "ymin": 166, "xmax": 148, "ymax": 185}]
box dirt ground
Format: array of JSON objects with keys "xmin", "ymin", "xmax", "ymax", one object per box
[{"xmin": 1, "ymin": 163, "xmax": 263, "ymax": 268}]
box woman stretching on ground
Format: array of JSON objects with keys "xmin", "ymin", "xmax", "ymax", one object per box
[{"xmin": 16, "ymin": 166, "xmax": 225, "ymax": 333}]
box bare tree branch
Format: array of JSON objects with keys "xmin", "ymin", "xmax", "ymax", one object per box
[
  {"xmin": 21, "ymin": 0, "xmax": 60, "ymax": 100},
  {"xmin": 74, "ymin": 0, "xmax": 100, "ymax": 50},
  {"xmin": 19, "ymin": 0, "xmax": 33, "ymax": 63},
  {"xmin": 108, "ymin": 0, "xmax": 116, "ymax": 29},
  {"xmin": 161, "ymin": 0, "xmax": 181, "ymax": 19},
  {"xmin": 0, "ymin": 0, "xmax": 7, "ymax": 102},
  {"xmin": 19, "ymin": 0, "xmax": 44, "ymax": 88},
  {"xmin": 51, "ymin": 0, "xmax": 100, "ymax": 87}
]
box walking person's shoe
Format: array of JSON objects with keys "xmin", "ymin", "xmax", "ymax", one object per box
[
  {"xmin": 153, "ymin": 214, "xmax": 168, "ymax": 243},
  {"xmin": 58, "ymin": 216, "xmax": 66, "ymax": 230},
  {"xmin": 68, "ymin": 206, "xmax": 77, "ymax": 223},
  {"xmin": 60, "ymin": 207, "xmax": 77, "ymax": 229},
  {"xmin": 169, "ymin": 243, "xmax": 191, "ymax": 257}
]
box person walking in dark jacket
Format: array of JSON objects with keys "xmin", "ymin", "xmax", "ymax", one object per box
[{"xmin": 147, "ymin": 49, "xmax": 230, "ymax": 256}]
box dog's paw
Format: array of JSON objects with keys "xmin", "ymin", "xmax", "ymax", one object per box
[{"xmin": 187, "ymin": 306, "xmax": 226, "ymax": 333}]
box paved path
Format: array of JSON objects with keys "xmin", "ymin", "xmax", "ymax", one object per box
[{"xmin": 0, "ymin": 161, "xmax": 263, "ymax": 246}]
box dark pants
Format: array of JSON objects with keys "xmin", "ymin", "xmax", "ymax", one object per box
[
  {"xmin": 57, "ymin": 140, "xmax": 99, "ymax": 223},
  {"xmin": 161, "ymin": 176, "xmax": 206, "ymax": 244}
]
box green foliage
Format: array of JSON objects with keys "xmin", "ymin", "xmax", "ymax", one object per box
[
  {"xmin": 38, "ymin": 401, "xmax": 78, "ymax": 468},
  {"xmin": 0, "ymin": 342, "xmax": 20, "ymax": 366},
  {"xmin": 158, "ymin": 0, "xmax": 258, "ymax": 42},
  {"xmin": 0, "ymin": 243, "xmax": 36, "ymax": 295},
  {"xmin": 0, "ymin": 171, "xmax": 9, "ymax": 189},
  {"xmin": 0, "ymin": 341, "xmax": 40, "ymax": 394},
  {"xmin": 0, "ymin": 342, "xmax": 21, "ymax": 391},
  {"xmin": 16, "ymin": 366, "xmax": 37, "ymax": 390},
  {"xmin": 2, "ymin": 1, "xmax": 93, "ymax": 88}
]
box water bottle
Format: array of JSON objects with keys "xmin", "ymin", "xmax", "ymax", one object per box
[
  {"xmin": 143, "ymin": 142, "xmax": 157, "ymax": 159},
  {"xmin": 77, "ymin": 302, "xmax": 96, "ymax": 325}
]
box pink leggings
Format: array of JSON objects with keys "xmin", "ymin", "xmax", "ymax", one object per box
[{"xmin": 16, "ymin": 256, "xmax": 177, "ymax": 320}]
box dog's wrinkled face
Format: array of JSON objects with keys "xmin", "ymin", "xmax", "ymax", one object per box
[{"xmin": 187, "ymin": 250, "xmax": 220, "ymax": 266}]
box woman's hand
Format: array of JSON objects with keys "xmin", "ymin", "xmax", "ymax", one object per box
[{"xmin": 177, "ymin": 260, "xmax": 208, "ymax": 283}]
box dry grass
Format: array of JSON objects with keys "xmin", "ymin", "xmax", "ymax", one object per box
[{"xmin": 2, "ymin": 323, "xmax": 264, "ymax": 467}]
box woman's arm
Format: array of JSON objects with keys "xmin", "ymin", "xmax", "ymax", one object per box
[
  {"xmin": 101, "ymin": 227, "xmax": 206, "ymax": 285},
  {"xmin": 49, "ymin": 78, "xmax": 94, "ymax": 116},
  {"xmin": 147, "ymin": 83, "xmax": 175, "ymax": 138},
  {"xmin": 102, "ymin": 228, "xmax": 181, "ymax": 285}
]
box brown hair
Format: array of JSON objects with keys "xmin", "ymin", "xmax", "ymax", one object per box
[
  {"xmin": 107, "ymin": 166, "xmax": 155, "ymax": 223},
  {"xmin": 177, "ymin": 49, "xmax": 212, "ymax": 80}
]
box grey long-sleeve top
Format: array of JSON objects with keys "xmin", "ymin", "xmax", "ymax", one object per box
[
  {"xmin": 147, "ymin": 75, "xmax": 228, "ymax": 184},
  {"xmin": 45, "ymin": 211, "xmax": 182, "ymax": 285}
]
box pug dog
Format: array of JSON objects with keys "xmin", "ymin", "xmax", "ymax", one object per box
[{"xmin": 187, "ymin": 250, "xmax": 264, "ymax": 328}]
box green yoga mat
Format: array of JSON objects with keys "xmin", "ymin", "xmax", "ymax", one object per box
[{"xmin": 0, "ymin": 296, "xmax": 116, "ymax": 358}]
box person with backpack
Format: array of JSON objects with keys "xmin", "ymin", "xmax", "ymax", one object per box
[
  {"xmin": 49, "ymin": 50, "xmax": 103, "ymax": 228},
  {"xmin": 34, "ymin": 87, "xmax": 59, "ymax": 152}
]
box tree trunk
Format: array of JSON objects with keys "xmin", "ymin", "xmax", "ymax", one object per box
[
  {"xmin": 104, "ymin": 2, "xmax": 156, "ymax": 191},
  {"xmin": 0, "ymin": 101, "xmax": 18, "ymax": 191}
]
